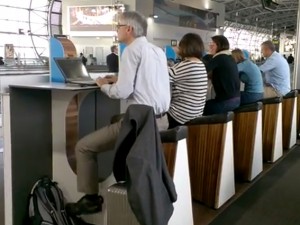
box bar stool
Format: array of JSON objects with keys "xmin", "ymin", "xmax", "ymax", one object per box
[
  {"xmin": 297, "ymin": 89, "xmax": 300, "ymax": 139},
  {"xmin": 186, "ymin": 112, "xmax": 235, "ymax": 209},
  {"xmin": 261, "ymin": 97, "xmax": 283, "ymax": 163},
  {"xmin": 282, "ymin": 90, "xmax": 298, "ymax": 149},
  {"xmin": 107, "ymin": 126, "xmax": 193, "ymax": 225},
  {"xmin": 233, "ymin": 102, "xmax": 263, "ymax": 181}
]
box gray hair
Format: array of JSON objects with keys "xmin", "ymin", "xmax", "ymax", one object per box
[
  {"xmin": 120, "ymin": 11, "xmax": 147, "ymax": 37},
  {"xmin": 261, "ymin": 40, "xmax": 275, "ymax": 52}
]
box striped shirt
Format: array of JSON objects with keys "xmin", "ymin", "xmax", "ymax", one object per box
[{"xmin": 168, "ymin": 60, "xmax": 208, "ymax": 124}]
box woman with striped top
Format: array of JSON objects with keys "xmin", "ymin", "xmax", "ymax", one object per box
[{"xmin": 167, "ymin": 33, "xmax": 208, "ymax": 129}]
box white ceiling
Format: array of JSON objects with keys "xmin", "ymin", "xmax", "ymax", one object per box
[{"xmin": 223, "ymin": 0, "xmax": 298, "ymax": 34}]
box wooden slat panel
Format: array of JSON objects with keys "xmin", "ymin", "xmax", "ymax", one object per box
[
  {"xmin": 59, "ymin": 38, "xmax": 77, "ymax": 57},
  {"xmin": 262, "ymin": 104, "xmax": 278, "ymax": 162},
  {"xmin": 187, "ymin": 124, "xmax": 226, "ymax": 208},
  {"xmin": 65, "ymin": 96, "xmax": 79, "ymax": 173},
  {"xmin": 233, "ymin": 111, "xmax": 257, "ymax": 180},
  {"xmin": 162, "ymin": 143, "xmax": 177, "ymax": 178},
  {"xmin": 282, "ymin": 98, "xmax": 295, "ymax": 149}
]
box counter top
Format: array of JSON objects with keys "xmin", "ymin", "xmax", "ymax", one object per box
[
  {"xmin": 0, "ymin": 71, "xmax": 49, "ymax": 76},
  {"xmin": 10, "ymin": 82, "xmax": 100, "ymax": 91}
]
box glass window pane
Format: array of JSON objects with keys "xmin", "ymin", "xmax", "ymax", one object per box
[
  {"xmin": 0, "ymin": 7, "xmax": 28, "ymax": 20},
  {"xmin": 0, "ymin": 0, "xmax": 55, "ymax": 61},
  {"xmin": 50, "ymin": 14, "xmax": 61, "ymax": 25},
  {"xmin": 2, "ymin": 1, "xmax": 31, "ymax": 8}
]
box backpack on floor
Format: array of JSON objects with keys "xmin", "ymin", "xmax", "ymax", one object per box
[{"xmin": 28, "ymin": 176, "xmax": 74, "ymax": 225}]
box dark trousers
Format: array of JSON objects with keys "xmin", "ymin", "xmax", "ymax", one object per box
[
  {"xmin": 203, "ymin": 97, "xmax": 240, "ymax": 115},
  {"xmin": 167, "ymin": 113, "xmax": 182, "ymax": 129},
  {"xmin": 240, "ymin": 92, "xmax": 264, "ymax": 105}
]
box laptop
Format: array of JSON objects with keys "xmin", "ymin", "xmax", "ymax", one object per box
[{"xmin": 54, "ymin": 57, "xmax": 97, "ymax": 86}]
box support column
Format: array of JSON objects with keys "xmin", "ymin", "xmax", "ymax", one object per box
[{"xmin": 294, "ymin": 2, "xmax": 300, "ymax": 88}]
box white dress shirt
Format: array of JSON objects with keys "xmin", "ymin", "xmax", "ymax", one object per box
[{"xmin": 101, "ymin": 37, "xmax": 170, "ymax": 114}]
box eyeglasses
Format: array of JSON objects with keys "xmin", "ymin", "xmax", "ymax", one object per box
[{"xmin": 116, "ymin": 24, "xmax": 128, "ymax": 29}]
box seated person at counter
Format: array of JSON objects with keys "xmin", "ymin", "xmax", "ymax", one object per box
[
  {"xmin": 231, "ymin": 48, "xmax": 264, "ymax": 105},
  {"xmin": 167, "ymin": 33, "xmax": 208, "ymax": 129},
  {"xmin": 259, "ymin": 40, "xmax": 291, "ymax": 97},
  {"xmin": 66, "ymin": 11, "xmax": 171, "ymax": 216},
  {"xmin": 203, "ymin": 35, "xmax": 240, "ymax": 115}
]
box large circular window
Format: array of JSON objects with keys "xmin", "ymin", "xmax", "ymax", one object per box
[{"xmin": 0, "ymin": 0, "xmax": 62, "ymax": 65}]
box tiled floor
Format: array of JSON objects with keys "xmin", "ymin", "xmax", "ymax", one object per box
[
  {"xmin": 191, "ymin": 151, "xmax": 287, "ymax": 225},
  {"xmin": 0, "ymin": 149, "xmax": 288, "ymax": 225}
]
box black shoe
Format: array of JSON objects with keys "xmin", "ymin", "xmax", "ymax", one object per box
[{"xmin": 66, "ymin": 195, "xmax": 103, "ymax": 216}]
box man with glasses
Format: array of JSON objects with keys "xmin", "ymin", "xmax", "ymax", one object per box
[{"xmin": 66, "ymin": 11, "xmax": 170, "ymax": 216}]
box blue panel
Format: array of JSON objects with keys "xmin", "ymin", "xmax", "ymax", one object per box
[
  {"xmin": 49, "ymin": 37, "xmax": 65, "ymax": 83},
  {"xmin": 165, "ymin": 45, "xmax": 176, "ymax": 61}
]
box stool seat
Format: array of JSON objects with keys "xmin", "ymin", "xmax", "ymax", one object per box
[
  {"xmin": 107, "ymin": 126, "xmax": 194, "ymax": 225},
  {"xmin": 234, "ymin": 101, "xmax": 263, "ymax": 113},
  {"xmin": 262, "ymin": 97, "xmax": 283, "ymax": 162},
  {"xmin": 187, "ymin": 112, "xmax": 235, "ymax": 208},
  {"xmin": 284, "ymin": 90, "xmax": 297, "ymax": 99},
  {"xmin": 187, "ymin": 112, "xmax": 234, "ymax": 125},
  {"xmin": 160, "ymin": 126, "xmax": 187, "ymax": 143},
  {"xmin": 261, "ymin": 96, "xmax": 282, "ymax": 105},
  {"xmin": 282, "ymin": 90, "xmax": 298, "ymax": 149},
  {"xmin": 233, "ymin": 102, "xmax": 263, "ymax": 181},
  {"xmin": 297, "ymin": 90, "xmax": 300, "ymax": 139}
]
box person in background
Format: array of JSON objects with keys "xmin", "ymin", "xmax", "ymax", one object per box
[
  {"xmin": 87, "ymin": 54, "xmax": 95, "ymax": 65},
  {"xmin": 167, "ymin": 33, "xmax": 208, "ymax": 129},
  {"xmin": 232, "ymin": 49, "xmax": 264, "ymax": 105},
  {"xmin": 0, "ymin": 57, "xmax": 4, "ymax": 65},
  {"xmin": 259, "ymin": 40, "xmax": 290, "ymax": 97},
  {"xmin": 66, "ymin": 11, "xmax": 170, "ymax": 216},
  {"xmin": 106, "ymin": 45, "xmax": 119, "ymax": 72},
  {"xmin": 287, "ymin": 53, "xmax": 294, "ymax": 64},
  {"xmin": 203, "ymin": 35, "xmax": 240, "ymax": 115},
  {"xmin": 79, "ymin": 53, "xmax": 87, "ymax": 66}
]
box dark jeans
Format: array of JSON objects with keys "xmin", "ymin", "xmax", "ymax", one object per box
[
  {"xmin": 203, "ymin": 97, "xmax": 240, "ymax": 115},
  {"xmin": 240, "ymin": 92, "xmax": 264, "ymax": 105},
  {"xmin": 167, "ymin": 113, "xmax": 182, "ymax": 129}
]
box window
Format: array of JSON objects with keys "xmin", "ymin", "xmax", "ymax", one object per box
[{"xmin": 0, "ymin": 1, "xmax": 62, "ymax": 64}]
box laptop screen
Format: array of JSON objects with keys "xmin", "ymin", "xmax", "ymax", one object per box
[{"xmin": 54, "ymin": 58, "xmax": 90, "ymax": 80}]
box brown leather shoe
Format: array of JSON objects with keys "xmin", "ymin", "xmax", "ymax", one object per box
[{"xmin": 66, "ymin": 195, "xmax": 103, "ymax": 216}]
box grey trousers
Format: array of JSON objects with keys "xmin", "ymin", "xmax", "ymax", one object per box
[{"xmin": 76, "ymin": 114, "xmax": 168, "ymax": 194}]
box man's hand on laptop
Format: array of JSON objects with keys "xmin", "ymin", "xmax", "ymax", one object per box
[
  {"xmin": 104, "ymin": 75, "xmax": 118, "ymax": 84},
  {"xmin": 96, "ymin": 77, "xmax": 109, "ymax": 87}
]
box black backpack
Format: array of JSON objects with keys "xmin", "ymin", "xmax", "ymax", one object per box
[
  {"xmin": 28, "ymin": 176, "xmax": 74, "ymax": 225},
  {"xmin": 28, "ymin": 177, "xmax": 95, "ymax": 225}
]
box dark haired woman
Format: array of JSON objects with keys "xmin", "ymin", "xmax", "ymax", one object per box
[
  {"xmin": 203, "ymin": 35, "xmax": 240, "ymax": 115},
  {"xmin": 167, "ymin": 33, "xmax": 208, "ymax": 129}
]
